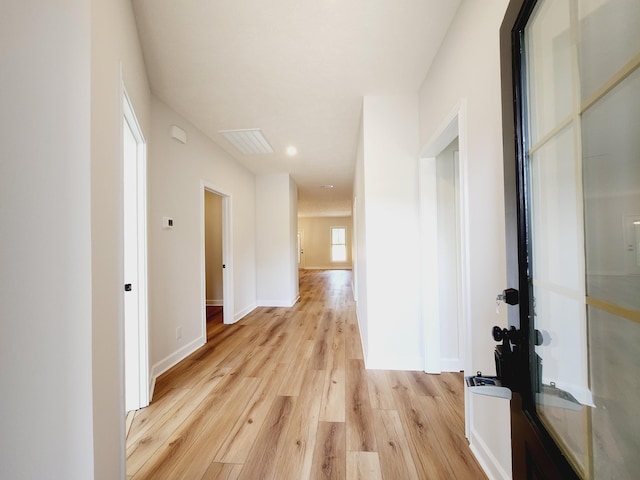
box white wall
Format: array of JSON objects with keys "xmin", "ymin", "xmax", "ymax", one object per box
[
  {"xmin": 1, "ymin": 2, "xmax": 93, "ymax": 479},
  {"xmin": 298, "ymin": 216, "xmax": 353, "ymax": 269},
  {"xmin": 148, "ymin": 96, "xmax": 257, "ymax": 379},
  {"xmin": 256, "ymin": 173, "xmax": 299, "ymax": 306},
  {"xmin": 418, "ymin": 1, "xmax": 512, "ymax": 478},
  {"xmin": 91, "ymin": 0, "xmax": 151, "ymax": 476},
  {"xmin": 356, "ymin": 95, "xmax": 423, "ymax": 370}
]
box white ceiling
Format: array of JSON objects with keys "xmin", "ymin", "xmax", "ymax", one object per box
[{"xmin": 132, "ymin": 0, "xmax": 461, "ymax": 216}]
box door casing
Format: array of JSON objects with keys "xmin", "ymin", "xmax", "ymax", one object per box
[
  {"xmin": 419, "ymin": 100, "xmax": 471, "ymax": 385},
  {"xmin": 201, "ymin": 182, "xmax": 234, "ymax": 327}
]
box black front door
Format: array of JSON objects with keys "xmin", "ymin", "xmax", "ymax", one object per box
[{"xmin": 500, "ymin": 0, "xmax": 640, "ymax": 478}]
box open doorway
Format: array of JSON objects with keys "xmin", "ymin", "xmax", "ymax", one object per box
[
  {"xmin": 419, "ymin": 102, "xmax": 470, "ymax": 377},
  {"xmin": 204, "ymin": 190, "xmax": 224, "ymax": 331},
  {"xmin": 435, "ymin": 139, "xmax": 463, "ymax": 372},
  {"xmin": 123, "ymin": 89, "xmax": 149, "ymax": 412},
  {"xmin": 201, "ymin": 183, "xmax": 233, "ymax": 334}
]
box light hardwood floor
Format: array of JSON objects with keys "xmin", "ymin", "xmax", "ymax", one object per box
[{"xmin": 126, "ymin": 269, "xmax": 487, "ymax": 479}]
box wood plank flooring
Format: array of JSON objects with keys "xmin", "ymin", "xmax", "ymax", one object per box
[{"xmin": 127, "ymin": 269, "xmax": 487, "ymax": 479}]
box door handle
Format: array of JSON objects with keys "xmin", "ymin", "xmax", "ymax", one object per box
[
  {"xmin": 124, "ymin": 283, "xmax": 132, "ymax": 292},
  {"xmin": 496, "ymin": 288, "xmax": 519, "ymax": 305}
]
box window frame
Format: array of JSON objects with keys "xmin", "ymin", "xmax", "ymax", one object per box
[{"xmin": 330, "ymin": 226, "xmax": 347, "ymax": 263}]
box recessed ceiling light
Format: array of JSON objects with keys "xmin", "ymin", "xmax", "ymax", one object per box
[
  {"xmin": 286, "ymin": 146, "xmax": 297, "ymax": 156},
  {"xmin": 320, "ymin": 184, "xmax": 334, "ymax": 189}
]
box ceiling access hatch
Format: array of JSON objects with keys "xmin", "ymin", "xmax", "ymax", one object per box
[{"xmin": 218, "ymin": 128, "xmax": 274, "ymax": 155}]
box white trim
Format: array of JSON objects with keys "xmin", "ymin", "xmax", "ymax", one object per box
[
  {"xmin": 221, "ymin": 195, "xmax": 233, "ymax": 324},
  {"xmin": 440, "ymin": 358, "xmax": 462, "ymax": 372},
  {"xmin": 206, "ymin": 300, "xmax": 224, "ymax": 307},
  {"xmin": 235, "ymin": 303, "xmax": 257, "ymax": 322},
  {"xmin": 352, "ymin": 197, "xmax": 358, "ymax": 303},
  {"xmin": 418, "ymin": 99, "xmax": 471, "ymax": 378},
  {"xmin": 301, "ymin": 266, "xmax": 353, "ymax": 270},
  {"xmin": 469, "ymin": 428, "xmax": 512, "ymax": 480},
  {"xmin": 329, "ymin": 225, "xmax": 348, "ymax": 263},
  {"xmin": 201, "ymin": 182, "xmax": 235, "ymax": 326},
  {"xmin": 122, "ymin": 80, "xmax": 150, "ymax": 411},
  {"xmin": 149, "ymin": 335, "xmax": 206, "ymax": 395},
  {"xmin": 257, "ymin": 295, "xmax": 300, "ymax": 308},
  {"xmin": 420, "ymin": 101, "xmax": 463, "ymax": 157},
  {"xmin": 419, "ymin": 157, "xmax": 441, "ymax": 373}
]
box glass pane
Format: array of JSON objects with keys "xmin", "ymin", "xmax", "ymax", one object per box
[
  {"xmin": 578, "ymin": 0, "xmax": 640, "ymax": 101},
  {"xmin": 528, "ymin": 126, "xmax": 591, "ymax": 476},
  {"xmin": 529, "ymin": 125, "xmax": 583, "ymax": 293},
  {"xmin": 331, "ymin": 245, "xmax": 346, "ymax": 262},
  {"xmin": 525, "ymin": 0, "xmax": 573, "ymax": 144},
  {"xmin": 582, "ymin": 67, "xmax": 640, "ymax": 480},
  {"xmin": 588, "ymin": 307, "xmax": 640, "ymax": 480},
  {"xmin": 582, "ymin": 68, "xmax": 640, "ymax": 281}
]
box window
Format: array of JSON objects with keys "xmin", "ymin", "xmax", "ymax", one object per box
[{"xmin": 331, "ymin": 227, "xmax": 347, "ymax": 262}]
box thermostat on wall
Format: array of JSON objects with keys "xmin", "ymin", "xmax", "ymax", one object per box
[{"xmin": 163, "ymin": 216, "xmax": 174, "ymax": 229}]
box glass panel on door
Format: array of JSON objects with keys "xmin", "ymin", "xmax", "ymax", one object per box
[
  {"xmin": 582, "ymin": 66, "xmax": 640, "ymax": 480},
  {"xmin": 523, "ymin": 0, "xmax": 640, "ymax": 478}
]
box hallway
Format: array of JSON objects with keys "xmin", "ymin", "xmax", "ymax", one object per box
[{"xmin": 126, "ymin": 270, "xmax": 486, "ymax": 479}]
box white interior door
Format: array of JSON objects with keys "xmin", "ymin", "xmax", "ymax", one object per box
[{"xmin": 123, "ymin": 91, "xmax": 149, "ymax": 412}]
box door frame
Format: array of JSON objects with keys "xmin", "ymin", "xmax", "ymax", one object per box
[
  {"xmin": 419, "ymin": 99, "xmax": 471, "ymax": 380},
  {"xmin": 201, "ymin": 182, "xmax": 234, "ymax": 327},
  {"xmin": 122, "ymin": 84, "xmax": 149, "ymax": 410}
]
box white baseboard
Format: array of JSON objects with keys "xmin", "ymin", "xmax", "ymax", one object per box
[
  {"xmin": 257, "ymin": 295, "xmax": 299, "ymax": 308},
  {"xmin": 149, "ymin": 376, "xmax": 156, "ymax": 402},
  {"xmin": 234, "ymin": 303, "xmax": 257, "ymax": 323},
  {"xmin": 470, "ymin": 428, "xmax": 512, "ymax": 480},
  {"xmin": 302, "ymin": 266, "xmax": 353, "ymax": 270},
  {"xmin": 149, "ymin": 335, "xmax": 206, "ymax": 400},
  {"xmin": 206, "ymin": 299, "xmax": 223, "ymax": 306}
]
